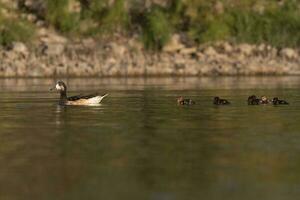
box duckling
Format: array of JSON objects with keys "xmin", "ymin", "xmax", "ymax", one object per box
[
  {"xmin": 272, "ymin": 97, "xmax": 289, "ymax": 105},
  {"xmin": 213, "ymin": 97, "xmax": 230, "ymax": 105},
  {"xmin": 259, "ymin": 96, "xmax": 271, "ymax": 104},
  {"xmin": 177, "ymin": 96, "xmax": 195, "ymax": 105},
  {"xmin": 247, "ymin": 95, "xmax": 260, "ymax": 105},
  {"xmin": 50, "ymin": 81, "xmax": 108, "ymax": 105}
]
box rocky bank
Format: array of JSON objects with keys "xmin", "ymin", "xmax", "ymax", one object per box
[{"xmin": 0, "ymin": 33, "xmax": 300, "ymax": 77}]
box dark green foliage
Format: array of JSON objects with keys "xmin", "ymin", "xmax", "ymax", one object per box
[
  {"xmin": 79, "ymin": 0, "xmax": 129, "ymax": 36},
  {"xmin": 141, "ymin": 7, "xmax": 172, "ymax": 50},
  {"xmin": 100, "ymin": 0, "xmax": 129, "ymax": 33},
  {"xmin": 46, "ymin": 0, "xmax": 80, "ymax": 33},
  {"xmin": 227, "ymin": 3, "xmax": 300, "ymax": 47},
  {"xmin": 0, "ymin": 19, "xmax": 35, "ymax": 46},
  {"xmin": 1, "ymin": 0, "xmax": 300, "ymax": 49}
]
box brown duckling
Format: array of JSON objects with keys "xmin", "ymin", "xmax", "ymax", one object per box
[
  {"xmin": 272, "ymin": 97, "xmax": 289, "ymax": 105},
  {"xmin": 213, "ymin": 97, "xmax": 230, "ymax": 105},
  {"xmin": 248, "ymin": 95, "xmax": 260, "ymax": 105},
  {"xmin": 177, "ymin": 96, "xmax": 195, "ymax": 105},
  {"xmin": 259, "ymin": 96, "xmax": 271, "ymax": 104}
]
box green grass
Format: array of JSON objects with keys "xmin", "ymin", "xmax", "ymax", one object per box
[
  {"xmin": 46, "ymin": 0, "xmax": 80, "ymax": 33},
  {"xmin": 183, "ymin": 0, "xmax": 300, "ymax": 48},
  {"xmin": 0, "ymin": 18, "xmax": 35, "ymax": 46},
  {"xmin": 1, "ymin": 0, "xmax": 300, "ymax": 49},
  {"xmin": 227, "ymin": 2, "xmax": 300, "ymax": 47},
  {"xmin": 98, "ymin": 0, "xmax": 129, "ymax": 34},
  {"xmin": 141, "ymin": 7, "xmax": 172, "ymax": 50}
]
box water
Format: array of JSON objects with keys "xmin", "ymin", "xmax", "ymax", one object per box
[{"xmin": 1, "ymin": 77, "xmax": 300, "ymax": 200}]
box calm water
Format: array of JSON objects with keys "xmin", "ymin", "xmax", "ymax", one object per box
[{"xmin": 1, "ymin": 77, "xmax": 300, "ymax": 200}]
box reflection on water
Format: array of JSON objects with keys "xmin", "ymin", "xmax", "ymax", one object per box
[{"xmin": 0, "ymin": 77, "xmax": 300, "ymax": 200}]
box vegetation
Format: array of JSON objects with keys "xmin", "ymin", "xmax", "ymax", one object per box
[
  {"xmin": 141, "ymin": 7, "xmax": 172, "ymax": 50},
  {"xmin": 0, "ymin": 17, "xmax": 35, "ymax": 46},
  {"xmin": 46, "ymin": 0, "xmax": 80, "ymax": 33},
  {"xmin": 1, "ymin": 0, "xmax": 300, "ymax": 49}
]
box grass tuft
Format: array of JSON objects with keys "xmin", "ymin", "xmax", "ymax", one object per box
[
  {"xmin": 0, "ymin": 18, "xmax": 35, "ymax": 46},
  {"xmin": 141, "ymin": 6, "xmax": 172, "ymax": 50}
]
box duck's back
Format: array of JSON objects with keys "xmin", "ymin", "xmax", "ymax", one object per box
[{"xmin": 66, "ymin": 93, "xmax": 108, "ymax": 105}]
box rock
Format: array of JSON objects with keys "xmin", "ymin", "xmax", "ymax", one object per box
[
  {"xmin": 0, "ymin": 7, "xmax": 14, "ymax": 18},
  {"xmin": 280, "ymin": 48, "xmax": 298, "ymax": 60},
  {"xmin": 128, "ymin": 38, "xmax": 143, "ymax": 51},
  {"xmin": 42, "ymin": 43, "xmax": 65, "ymax": 56},
  {"xmin": 48, "ymin": 33, "xmax": 68, "ymax": 44},
  {"xmin": 214, "ymin": 1, "xmax": 224, "ymax": 14},
  {"xmin": 143, "ymin": 0, "xmax": 169, "ymax": 8},
  {"xmin": 163, "ymin": 34, "xmax": 185, "ymax": 53},
  {"xmin": 180, "ymin": 47, "xmax": 197, "ymax": 55},
  {"xmin": 268, "ymin": 47, "xmax": 278, "ymax": 57},
  {"xmin": 10, "ymin": 42, "xmax": 28, "ymax": 55},
  {"xmin": 237, "ymin": 44, "xmax": 253, "ymax": 56},
  {"xmin": 257, "ymin": 44, "xmax": 266, "ymax": 52},
  {"xmin": 68, "ymin": 0, "xmax": 81, "ymax": 13},
  {"xmin": 37, "ymin": 28, "xmax": 48, "ymax": 37},
  {"xmin": 36, "ymin": 20, "xmax": 46, "ymax": 27},
  {"xmin": 82, "ymin": 38, "xmax": 96, "ymax": 49},
  {"xmin": 1, "ymin": 0, "xmax": 18, "ymax": 9},
  {"xmin": 220, "ymin": 42, "xmax": 233, "ymax": 54},
  {"xmin": 215, "ymin": 42, "xmax": 233, "ymax": 54},
  {"xmin": 40, "ymin": 32, "xmax": 68, "ymax": 44},
  {"xmin": 253, "ymin": 3, "xmax": 265, "ymax": 14},
  {"xmin": 203, "ymin": 46, "xmax": 217, "ymax": 57},
  {"xmin": 26, "ymin": 13, "xmax": 37, "ymax": 22},
  {"xmin": 20, "ymin": 0, "xmax": 46, "ymax": 18},
  {"xmin": 109, "ymin": 43, "xmax": 126, "ymax": 58}
]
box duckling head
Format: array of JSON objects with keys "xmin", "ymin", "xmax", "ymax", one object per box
[
  {"xmin": 261, "ymin": 96, "xmax": 268, "ymax": 102},
  {"xmin": 213, "ymin": 96, "xmax": 220, "ymax": 103},
  {"xmin": 272, "ymin": 97, "xmax": 279, "ymax": 102},
  {"xmin": 177, "ymin": 96, "xmax": 183, "ymax": 104}
]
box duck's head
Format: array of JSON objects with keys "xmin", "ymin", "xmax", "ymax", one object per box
[
  {"xmin": 261, "ymin": 96, "xmax": 268, "ymax": 102},
  {"xmin": 214, "ymin": 97, "xmax": 220, "ymax": 101},
  {"xmin": 272, "ymin": 97, "xmax": 279, "ymax": 102},
  {"xmin": 248, "ymin": 95, "xmax": 256, "ymax": 100},
  {"xmin": 50, "ymin": 81, "xmax": 67, "ymax": 93},
  {"xmin": 177, "ymin": 96, "xmax": 183, "ymax": 103}
]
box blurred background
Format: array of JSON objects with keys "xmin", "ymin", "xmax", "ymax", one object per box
[
  {"xmin": 0, "ymin": 0, "xmax": 299, "ymax": 77},
  {"xmin": 1, "ymin": 0, "xmax": 299, "ymax": 48}
]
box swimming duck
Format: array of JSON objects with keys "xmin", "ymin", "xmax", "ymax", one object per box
[
  {"xmin": 213, "ymin": 97, "xmax": 230, "ymax": 105},
  {"xmin": 272, "ymin": 97, "xmax": 289, "ymax": 105},
  {"xmin": 259, "ymin": 96, "xmax": 271, "ymax": 104},
  {"xmin": 247, "ymin": 95, "xmax": 260, "ymax": 105},
  {"xmin": 177, "ymin": 96, "xmax": 195, "ymax": 105},
  {"xmin": 50, "ymin": 81, "xmax": 108, "ymax": 105}
]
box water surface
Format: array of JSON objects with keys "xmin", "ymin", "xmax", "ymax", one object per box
[{"xmin": 1, "ymin": 77, "xmax": 300, "ymax": 200}]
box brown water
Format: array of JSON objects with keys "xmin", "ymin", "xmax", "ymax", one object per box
[{"xmin": 0, "ymin": 77, "xmax": 300, "ymax": 200}]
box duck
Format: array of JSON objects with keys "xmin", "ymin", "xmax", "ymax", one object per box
[
  {"xmin": 272, "ymin": 97, "xmax": 289, "ymax": 105},
  {"xmin": 213, "ymin": 96, "xmax": 230, "ymax": 105},
  {"xmin": 177, "ymin": 96, "xmax": 195, "ymax": 105},
  {"xmin": 50, "ymin": 81, "xmax": 108, "ymax": 105},
  {"xmin": 259, "ymin": 96, "xmax": 271, "ymax": 104},
  {"xmin": 247, "ymin": 95, "xmax": 260, "ymax": 105}
]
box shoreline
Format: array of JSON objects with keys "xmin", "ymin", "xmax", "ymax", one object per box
[{"xmin": 0, "ymin": 38, "xmax": 299, "ymax": 78}]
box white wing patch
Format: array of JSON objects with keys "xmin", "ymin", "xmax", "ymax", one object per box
[{"xmin": 86, "ymin": 94, "xmax": 108, "ymax": 104}]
